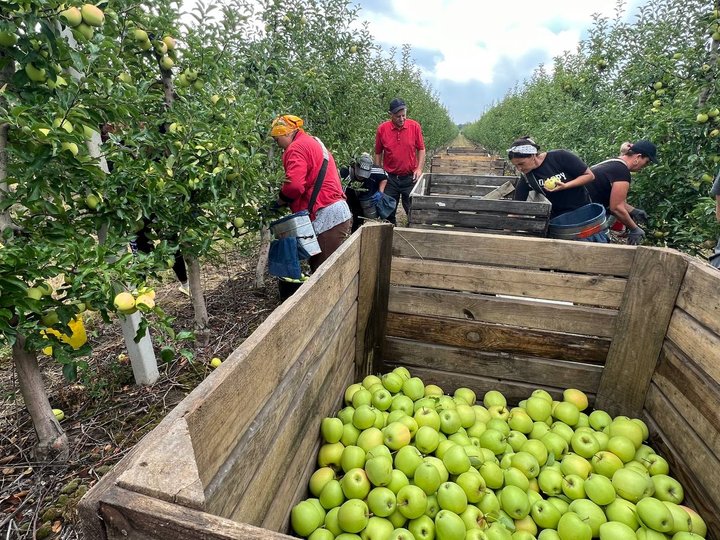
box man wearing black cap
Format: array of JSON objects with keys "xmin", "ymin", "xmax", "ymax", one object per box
[
  {"xmin": 374, "ymin": 98, "xmax": 426, "ymax": 224},
  {"xmin": 587, "ymin": 140, "xmax": 657, "ymax": 245}
]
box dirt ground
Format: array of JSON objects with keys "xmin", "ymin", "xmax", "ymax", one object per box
[{"xmin": 0, "ymin": 241, "xmax": 283, "ymax": 540}]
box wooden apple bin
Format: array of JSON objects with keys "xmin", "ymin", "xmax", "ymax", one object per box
[{"xmin": 79, "ymin": 224, "xmax": 720, "ymax": 539}]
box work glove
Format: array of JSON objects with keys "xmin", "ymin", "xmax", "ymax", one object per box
[
  {"xmin": 627, "ymin": 227, "xmax": 645, "ymax": 246},
  {"xmin": 629, "ymin": 207, "xmax": 649, "ymax": 225}
]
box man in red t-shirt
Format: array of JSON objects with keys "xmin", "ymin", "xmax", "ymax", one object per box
[{"xmin": 374, "ymin": 98, "xmax": 426, "ymax": 224}]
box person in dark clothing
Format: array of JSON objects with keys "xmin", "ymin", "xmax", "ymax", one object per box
[
  {"xmin": 508, "ymin": 137, "xmax": 595, "ymax": 219},
  {"xmin": 341, "ymin": 153, "xmax": 389, "ymax": 232},
  {"xmin": 587, "ymin": 140, "xmax": 657, "ymax": 245}
]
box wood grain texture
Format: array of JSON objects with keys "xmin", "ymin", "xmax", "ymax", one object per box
[
  {"xmin": 385, "ymin": 312, "xmax": 609, "ymax": 363},
  {"xmin": 185, "ymin": 236, "xmax": 360, "ymax": 488},
  {"xmin": 382, "ymin": 337, "xmax": 603, "ymax": 391},
  {"xmin": 99, "ymin": 486, "xmax": 295, "ymax": 540},
  {"xmin": 411, "ymin": 195, "xmax": 549, "ymax": 216},
  {"xmin": 391, "ymin": 258, "xmax": 627, "ymax": 308},
  {"xmin": 388, "ymin": 285, "xmax": 617, "ymax": 337},
  {"xmin": 410, "ymin": 209, "xmax": 548, "ymax": 232},
  {"xmin": 407, "ymin": 224, "xmax": 540, "ymax": 236},
  {"xmin": 666, "ymin": 307, "xmax": 720, "ymax": 383},
  {"xmin": 644, "ymin": 384, "xmax": 720, "ymax": 537},
  {"xmin": 428, "ymin": 174, "xmax": 510, "ymax": 187},
  {"xmin": 204, "ymin": 280, "xmax": 357, "ymax": 517},
  {"xmin": 391, "ymin": 228, "xmax": 635, "ymax": 276},
  {"xmin": 427, "ymin": 184, "xmax": 498, "ymax": 197},
  {"xmin": 355, "ymin": 224, "xmax": 393, "ymax": 380},
  {"xmin": 595, "ymin": 248, "xmax": 687, "ymax": 417},
  {"xmin": 675, "ymin": 261, "xmax": 720, "ymax": 336}
]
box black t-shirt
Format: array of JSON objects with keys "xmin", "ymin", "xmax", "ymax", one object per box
[
  {"xmin": 513, "ymin": 150, "xmax": 591, "ymax": 218},
  {"xmin": 587, "ymin": 159, "xmax": 632, "ymax": 209}
]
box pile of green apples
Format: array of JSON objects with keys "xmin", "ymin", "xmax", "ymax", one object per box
[{"xmin": 290, "ymin": 368, "xmax": 708, "ymax": 540}]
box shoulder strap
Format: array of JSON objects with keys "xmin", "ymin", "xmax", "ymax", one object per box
[
  {"xmin": 307, "ymin": 137, "xmax": 330, "ymax": 215},
  {"xmin": 523, "ymin": 171, "xmax": 543, "ymax": 194}
]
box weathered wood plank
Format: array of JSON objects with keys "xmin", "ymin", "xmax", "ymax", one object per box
[
  {"xmin": 595, "ymin": 248, "xmax": 687, "ymax": 417},
  {"xmin": 391, "ymin": 228, "xmax": 635, "ymax": 277},
  {"xmin": 410, "ymin": 208, "xmax": 548, "ymax": 232},
  {"xmin": 429, "ymin": 184, "xmax": 498, "ymax": 197},
  {"xmin": 382, "ymin": 338, "xmax": 602, "ymax": 391},
  {"xmin": 429, "ymin": 175, "xmax": 510, "ymax": 187},
  {"xmin": 377, "ymin": 361, "xmax": 591, "ymax": 406},
  {"xmin": 227, "ymin": 316, "xmax": 355, "ymax": 523},
  {"xmin": 653, "ymin": 341, "xmax": 720, "ymax": 458},
  {"xmin": 407, "ymin": 224, "xmax": 540, "ymax": 236},
  {"xmin": 385, "ymin": 312, "xmax": 609, "ymax": 363},
  {"xmin": 98, "ymin": 486, "xmax": 294, "ymax": 540},
  {"xmin": 482, "ymin": 181, "xmax": 516, "ymax": 200},
  {"xmin": 388, "ymin": 286, "xmax": 617, "ymax": 337},
  {"xmin": 203, "ymin": 278, "xmax": 357, "ymax": 516},
  {"xmin": 644, "ymin": 384, "xmax": 720, "ymax": 535},
  {"xmin": 391, "ymin": 258, "xmax": 627, "ymax": 308},
  {"xmin": 411, "ymin": 195, "xmax": 549, "ymax": 216},
  {"xmin": 675, "ymin": 261, "xmax": 720, "ymax": 337},
  {"xmin": 186, "ymin": 236, "xmax": 361, "ymax": 488},
  {"xmin": 355, "ymin": 224, "xmax": 393, "ymax": 380},
  {"xmin": 262, "ymin": 360, "xmax": 355, "ymax": 534},
  {"xmin": 666, "ymin": 307, "xmax": 720, "ymax": 383}
]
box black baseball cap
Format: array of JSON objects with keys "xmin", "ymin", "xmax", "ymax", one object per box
[
  {"xmin": 630, "ymin": 140, "xmax": 658, "ymax": 163},
  {"xmin": 389, "ymin": 98, "xmax": 407, "ymax": 114}
]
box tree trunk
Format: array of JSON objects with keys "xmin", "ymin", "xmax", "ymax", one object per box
[
  {"xmin": 185, "ymin": 253, "xmax": 209, "ymax": 332},
  {"xmin": 13, "ymin": 335, "xmax": 69, "ymax": 461},
  {"xmin": 255, "ymin": 226, "xmax": 271, "ymax": 288}
]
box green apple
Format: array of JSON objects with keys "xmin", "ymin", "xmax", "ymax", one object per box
[
  {"xmin": 352, "ymin": 388, "xmax": 373, "ymax": 408},
  {"xmin": 382, "ymin": 372, "xmax": 404, "ymax": 393},
  {"xmin": 525, "ymin": 396, "xmax": 552, "ymax": 422},
  {"xmin": 503, "ymin": 467, "xmax": 530, "ymax": 491},
  {"xmin": 455, "ymin": 470, "xmax": 485, "ymax": 503},
  {"xmin": 386, "ymin": 468, "xmax": 409, "ymax": 495},
  {"xmin": 479, "ymin": 461, "xmax": 504, "ymax": 490},
  {"xmin": 319, "ymin": 479, "xmax": 345, "ymax": 509},
  {"xmin": 557, "ymin": 511, "xmax": 591, "ymax": 540},
  {"xmin": 472, "ymin": 405, "xmax": 491, "ymax": 424},
  {"xmin": 459, "ymin": 504, "xmax": 485, "ymax": 530},
  {"xmin": 402, "ymin": 377, "xmax": 425, "ymax": 401},
  {"xmin": 394, "ymin": 445, "xmax": 423, "ymax": 477},
  {"xmin": 455, "ymin": 403, "xmax": 476, "ymax": 428},
  {"xmin": 60, "ymin": 6, "xmax": 83, "ymax": 26},
  {"xmin": 415, "ymin": 425, "xmax": 440, "ymax": 454},
  {"xmin": 486, "ymin": 418, "xmax": 509, "ymax": 436},
  {"xmin": 396, "ymin": 415, "xmax": 418, "ymax": 437},
  {"xmin": 568, "ymin": 499, "xmax": 606, "ymax": 536},
  {"xmin": 341, "ymin": 423, "xmax": 360, "ymax": 446},
  {"xmin": 644, "ymin": 453, "xmax": 669, "ymax": 475},
  {"xmin": 607, "ymin": 435, "xmax": 637, "ymax": 463},
  {"xmin": 588, "ymin": 410, "xmax": 612, "ymax": 431},
  {"xmin": 478, "ymin": 429, "xmax": 505, "ymax": 455},
  {"xmin": 531, "ymin": 499, "xmax": 562, "ymax": 529},
  {"xmin": 554, "ymin": 402, "xmax": 580, "ymax": 426},
  {"xmin": 520, "ymin": 439, "xmax": 548, "ymax": 465},
  {"xmin": 651, "ymin": 474, "xmax": 684, "ymax": 504},
  {"xmin": 436, "ymin": 481, "xmax": 468, "ymax": 514},
  {"xmin": 291, "ymin": 500, "xmax": 324, "ymax": 537},
  {"xmin": 538, "ymin": 530, "xmax": 561, "ymax": 540},
  {"xmin": 362, "ymin": 374, "xmax": 382, "ymax": 389},
  {"xmin": 609, "ymin": 418, "xmax": 644, "ymax": 449},
  {"xmin": 25, "ymin": 63, "xmax": 47, "ymax": 82},
  {"xmin": 353, "ymin": 405, "xmax": 377, "ymax": 430},
  {"xmin": 367, "ymin": 487, "xmax": 397, "ymax": 518},
  {"xmin": 424, "ymin": 383, "xmax": 443, "ymax": 396},
  {"xmin": 154, "ymin": 40, "xmax": 168, "ymax": 55},
  {"xmin": 560, "ymin": 453, "xmax": 592, "ymax": 479},
  {"xmin": 663, "ymin": 501, "xmax": 691, "ymax": 533},
  {"xmin": 443, "ymin": 444, "xmax": 471, "ymax": 475},
  {"xmin": 605, "ymin": 498, "xmax": 638, "ymax": 529},
  {"xmin": 159, "ymin": 55, "xmax": 174, "ymax": 70},
  {"xmin": 562, "ymin": 474, "xmax": 586, "ymax": 500},
  {"xmin": 483, "ymin": 390, "xmax": 507, "ymax": 408},
  {"xmin": 382, "ymin": 421, "xmax": 411, "ymax": 450},
  {"xmin": 636, "ymin": 497, "xmax": 674, "ymax": 533},
  {"xmin": 510, "ymin": 451, "xmax": 540, "ymax": 479},
  {"xmin": 434, "ymin": 509, "xmax": 466, "ymax": 539},
  {"xmin": 372, "ymin": 389, "xmax": 393, "ymax": 411},
  {"xmin": 408, "ymin": 515, "xmax": 435, "ymax": 540},
  {"xmin": 337, "ymin": 499, "xmax": 369, "ymax": 533},
  {"xmin": 486, "ymin": 522, "xmax": 513, "ymax": 540},
  {"xmin": 562, "ymin": 389, "xmax": 589, "ymax": 411},
  {"xmin": 591, "ymin": 450, "xmax": 623, "ymax": 478},
  {"xmin": 583, "ymin": 473, "xmax": 615, "ymax": 505},
  {"xmin": 396, "ymin": 485, "xmax": 428, "ymax": 519},
  {"xmin": 365, "ymin": 455, "xmax": 393, "ymax": 487},
  {"xmin": 391, "ymin": 394, "xmax": 415, "ymax": 416},
  {"xmin": 499, "ymin": 484, "xmax": 530, "ymax": 519},
  {"xmin": 424, "ymin": 456, "xmax": 450, "ymax": 483},
  {"xmin": 598, "ymin": 521, "xmax": 635, "ymax": 540},
  {"xmin": 487, "ymin": 405, "xmax": 509, "ymax": 421},
  {"xmin": 308, "ymin": 528, "xmax": 334, "ymax": 540},
  {"xmin": 541, "ymin": 429, "xmax": 570, "ymax": 460},
  {"xmin": 439, "ymin": 409, "xmax": 462, "ymax": 435},
  {"xmin": 612, "ymin": 467, "xmax": 650, "ymax": 503},
  {"xmin": 308, "ymin": 467, "xmax": 335, "ymax": 497},
  {"xmin": 318, "ymin": 442, "xmax": 344, "ymax": 469},
  {"xmin": 425, "ymin": 494, "xmax": 440, "ymax": 519},
  {"xmin": 547, "ymin": 496, "xmax": 569, "ymax": 515},
  {"xmin": 679, "ymin": 504, "xmax": 707, "ymax": 536},
  {"xmin": 388, "ymin": 527, "xmax": 413, "ymax": 540},
  {"xmin": 570, "ymin": 431, "xmax": 600, "ymax": 459},
  {"xmin": 506, "ymin": 430, "xmax": 528, "ymax": 452},
  {"xmin": 340, "ymin": 468, "xmax": 371, "ymax": 499},
  {"xmin": 453, "ymin": 387, "xmax": 476, "ymax": 406},
  {"xmin": 345, "ymin": 383, "xmax": 363, "ymax": 404},
  {"xmin": 550, "ymin": 421, "xmax": 574, "ymax": 442},
  {"xmin": 529, "ymin": 421, "xmax": 551, "ymax": 440},
  {"xmin": 81, "ymin": 4, "xmax": 105, "ymax": 26},
  {"xmin": 537, "ymin": 467, "xmax": 563, "ymax": 496},
  {"xmin": 321, "ymin": 417, "xmax": 344, "ymax": 443},
  {"xmin": 508, "ymin": 409, "xmax": 534, "ymax": 434},
  {"xmin": 360, "ymin": 516, "xmax": 394, "ymax": 539},
  {"xmin": 341, "ymin": 445, "xmax": 366, "ymax": 473},
  {"xmin": 414, "ymin": 462, "xmax": 443, "ymax": 495},
  {"xmin": 697, "ymin": 113, "xmax": 710, "ymax": 123}
]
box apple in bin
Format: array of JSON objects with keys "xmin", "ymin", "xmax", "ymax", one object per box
[
  {"xmin": 319, "ymin": 479, "xmax": 344, "ymax": 510},
  {"xmin": 365, "ymin": 455, "xmax": 393, "ymax": 487},
  {"xmin": 531, "ymin": 499, "xmax": 562, "ymax": 529},
  {"xmin": 557, "ymin": 511, "xmax": 592, "ymax": 540},
  {"xmin": 340, "ymin": 445, "xmax": 365, "ymax": 472},
  {"xmin": 396, "ymin": 484, "xmax": 428, "ymax": 519},
  {"xmin": 538, "ymin": 467, "xmax": 563, "ymax": 496},
  {"xmin": 337, "ymin": 499, "xmax": 369, "ymax": 533},
  {"xmin": 598, "ymin": 521, "xmax": 636, "ymax": 540},
  {"xmin": 290, "ymin": 499, "xmax": 324, "ymax": 537},
  {"xmin": 393, "ymin": 445, "xmax": 423, "ymax": 477},
  {"xmin": 651, "ymin": 473, "xmax": 684, "ymax": 504},
  {"xmin": 636, "ymin": 497, "xmax": 675, "ymax": 533},
  {"xmin": 434, "ymin": 510, "xmax": 466, "ymax": 540},
  {"xmin": 340, "ymin": 467, "xmax": 371, "ymax": 499},
  {"xmin": 413, "ymin": 462, "xmax": 442, "ymax": 495}
]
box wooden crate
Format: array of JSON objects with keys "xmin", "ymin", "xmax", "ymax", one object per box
[
  {"xmin": 79, "ymin": 226, "xmax": 720, "ymax": 539},
  {"xmin": 409, "ymin": 173, "xmax": 551, "ymax": 236},
  {"xmin": 430, "ymin": 154, "xmax": 506, "ymax": 175}
]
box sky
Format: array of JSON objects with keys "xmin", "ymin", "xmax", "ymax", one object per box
[{"xmin": 353, "ymin": 0, "xmax": 649, "ymax": 124}]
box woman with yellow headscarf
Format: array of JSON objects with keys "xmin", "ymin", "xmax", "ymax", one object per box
[{"xmin": 270, "ymin": 114, "xmax": 352, "ymax": 273}]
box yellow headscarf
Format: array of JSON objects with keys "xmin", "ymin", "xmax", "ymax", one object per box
[{"xmin": 270, "ymin": 114, "xmax": 304, "ymax": 137}]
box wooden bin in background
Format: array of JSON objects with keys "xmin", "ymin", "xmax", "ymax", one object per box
[
  {"xmin": 409, "ymin": 173, "xmax": 551, "ymax": 236},
  {"xmin": 79, "ymin": 225, "xmax": 720, "ymax": 539},
  {"xmin": 430, "ymin": 153, "xmax": 506, "ymax": 175}
]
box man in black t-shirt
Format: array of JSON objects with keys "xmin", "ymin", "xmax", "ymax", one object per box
[
  {"xmin": 508, "ymin": 138, "xmax": 595, "ymax": 219},
  {"xmin": 588, "ymin": 140, "xmax": 657, "ymax": 245},
  {"xmin": 341, "ymin": 153, "xmax": 389, "ymax": 231}
]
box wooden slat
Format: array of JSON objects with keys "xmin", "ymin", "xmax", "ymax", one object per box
[
  {"xmin": 385, "ymin": 312, "xmax": 609, "ymax": 363},
  {"xmin": 98, "ymin": 486, "xmax": 294, "ymax": 540},
  {"xmin": 391, "ymin": 228, "xmax": 635, "ymax": 277},
  {"xmin": 432, "ymin": 166, "xmax": 506, "ymax": 175},
  {"xmin": 410, "ymin": 196, "xmax": 549, "ymax": 216},
  {"xmin": 262, "ymin": 358, "xmax": 355, "ymax": 533},
  {"xmin": 227, "ymin": 314, "xmax": 356, "ymax": 524},
  {"xmin": 653, "ymin": 341, "xmax": 720, "ymax": 458},
  {"xmin": 409, "ymin": 174, "xmax": 428, "ymax": 197},
  {"xmin": 429, "ymin": 175, "xmax": 511, "ymax": 187},
  {"xmin": 482, "ymin": 181, "xmax": 516, "ymax": 200},
  {"xmin": 429, "ymin": 184, "xmax": 498, "ymax": 196},
  {"xmin": 388, "ymin": 286, "xmax": 617, "ymax": 337},
  {"xmin": 391, "ymin": 258, "xmax": 627, "ymax": 308},
  {"xmin": 666, "ymin": 307, "xmax": 720, "ymax": 383},
  {"xmin": 675, "ymin": 261, "xmax": 720, "ymax": 336},
  {"xmin": 355, "ymin": 223, "xmax": 393, "ymax": 379},
  {"xmin": 644, "ymin": 384, "xmax": 720, "ymax": 535},
  {"xmin": 410, "ymin": 209, "xmax": 548, "ymax": 232},
  {"xmin": 595, "ymin": 248, "xmax": 687, "ymax": 417},
  {"xmin": 407, "ymin": 223, "xmax": 540, "ymax": 236},
  {"xmin": 185, "ymin": 236, "xmax": 361, "ymax": 487},
  {"xmin": 382, "ymin": 338, "xmax": 602, "ymax": 391},
  {"xmin": 204, "ymin": 278, "xmax": 357, "ymax": 517}
]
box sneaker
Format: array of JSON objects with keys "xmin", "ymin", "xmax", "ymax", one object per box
[{"xmin": 178, "ymin": 283, "xmax": 190, "ymax": 296}]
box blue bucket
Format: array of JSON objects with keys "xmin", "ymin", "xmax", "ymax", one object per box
[{"xmin": 548, "ymin": 203, "xmax": 609, "ymax": 243}]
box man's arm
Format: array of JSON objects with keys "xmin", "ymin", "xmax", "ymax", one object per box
[
  {"xmin": 413, "ymin": 148, "xmax": 426, "ymax": 181},
  {"xmin": 374, "ymin": 152, "xmax": 383, "ymax": 168}
]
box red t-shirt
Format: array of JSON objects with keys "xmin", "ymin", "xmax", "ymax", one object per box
[
  {"xmin": 374, "ymin": 118, "xmax": 425, "ymax": 175},
  {"xmin": 280, "ymin": 130, "xmax": 345, "ymax": 221}
]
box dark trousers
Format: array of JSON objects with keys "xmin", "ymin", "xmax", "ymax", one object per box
[{"xmin": 384, "ymin": 173, "xmax": 415, "ymax": 224}]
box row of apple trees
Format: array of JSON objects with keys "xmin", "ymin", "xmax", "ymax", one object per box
[
  {"xmin": 0, "ymin": 0, "xmax": 457, "ymax": 459},
  {"xmin": 464, "ymin": 0, "xmax": 720, "ymax": 252}
]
